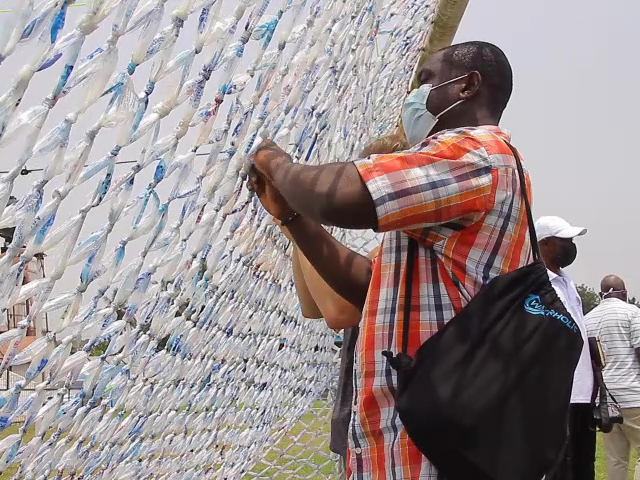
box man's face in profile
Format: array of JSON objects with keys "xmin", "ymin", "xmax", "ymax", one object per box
[{"xmin": 415, "ymin": 50, "xmax": 459, "ymax": 119}]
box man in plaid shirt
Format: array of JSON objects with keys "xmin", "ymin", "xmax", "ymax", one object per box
[{"xmin": 249, "ymin": 41, "xmax": 533, "ymax": 479}]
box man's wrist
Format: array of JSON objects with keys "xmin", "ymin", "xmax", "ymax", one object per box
[
  {"xmin": 278, "ymin": 212, "xmax": 310, "ymax": 236},
  {"xmin": 267, "ymin": 153, "xmax": 290, "ymax": 185},
  {"xmin": 279, "ymin": 211, "xmax": 300, "ymax": 226},
  {"xmin": 274, "ymin": 212, "xmax": 299, "ymax": 227}
]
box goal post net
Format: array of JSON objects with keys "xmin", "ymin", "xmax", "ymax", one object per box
[{"xmin": 0, "ymin": 0, "xmax": 467, "ymax": 477}]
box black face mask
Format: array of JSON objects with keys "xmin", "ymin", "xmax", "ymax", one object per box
[{"xmin": 556, "ymin": 241, "xmax": 577, "ymax": 268}]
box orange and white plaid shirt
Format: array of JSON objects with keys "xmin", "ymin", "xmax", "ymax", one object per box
[{"xmin": 348, "ymin": 126, "xmax": 533, "ymax": 479}]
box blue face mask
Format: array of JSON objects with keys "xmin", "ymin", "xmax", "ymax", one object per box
[{"xmin": 401, "ymin": 74, "xmax": 468, "ymax": 147}]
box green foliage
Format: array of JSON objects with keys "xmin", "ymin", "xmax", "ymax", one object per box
[
  {"xmin": 577, "ymin": 285, "xmax": 640, "ymax": 313},
  {"xmin": 89, "ymin": 340, "xmax": 109, "ymax": 357},
  {"xmin": 156, "ymin": 334, "xmax": 170, "ymax": 352},
  {"xmin": 576, "ymin": 284, "xmax": 600, "ymax": 315}
]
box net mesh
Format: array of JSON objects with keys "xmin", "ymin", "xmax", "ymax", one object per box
[
  {"xmin": 0, "ymin": 0, "xmax": 434, "ymax": 477},
  {"xmin": 245, "ymin": 386, "xmax": 339, "ymax": 479}
]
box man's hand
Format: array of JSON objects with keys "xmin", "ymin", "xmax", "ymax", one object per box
[
  {"xmin": 248, "ymin": 138, "xmax": 377, "ymax": 229},
  {"xmin": 250, "ymin": 139, "xmax": 291, "ymax": 182},
  {"xmin": 247, "ymin": 165, "xmax": 295, "ymax": 221}
]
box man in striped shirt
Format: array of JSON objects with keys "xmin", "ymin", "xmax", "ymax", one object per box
[
  {"xmin": 585, "ymin": 275, "xmax": 640, "ymax": 480},
  {"xmin": 249, "ymin": 41, "xmax": 532, "ymax": 479}
]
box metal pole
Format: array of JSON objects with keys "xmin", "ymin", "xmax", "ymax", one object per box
[
  {"xmin": 375, "ymin": 0, "xmax": 472, "ymax": 147},
  {"xmin": 411, "ymin": 0, "xmax": 471, "ymax": 89}
]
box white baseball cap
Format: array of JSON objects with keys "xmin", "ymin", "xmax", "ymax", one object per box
[{"xmin": 534, "ymin": 216, "xmax": 587, "ymax": 241}]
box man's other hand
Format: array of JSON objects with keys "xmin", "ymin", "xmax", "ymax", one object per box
[
  {"xmin": 247, "ymin": 164, "xmax": 295, "ymax": 221},
  {"xmin": 250, "ymin": 139, "xmax": 291, "ymax": 181}
]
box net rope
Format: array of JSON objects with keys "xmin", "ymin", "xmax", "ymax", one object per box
[{"xmin": 0, "ymin": 0, "xmax": 434, "ymax": 477}]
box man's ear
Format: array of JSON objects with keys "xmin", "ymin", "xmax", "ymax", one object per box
[{"xmin": 460, "ymin": 71, "xmax": 481, "ymax": 100}]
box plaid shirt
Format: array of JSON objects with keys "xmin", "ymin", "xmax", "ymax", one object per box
[{"xmin": 348, "ymin": 126, "xmax": 533, "ymax": 479}]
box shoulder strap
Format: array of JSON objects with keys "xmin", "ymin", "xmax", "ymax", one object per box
[
  {"xmin": 400, "ymin": 238, "xmax": 418, "ymax": 356},
  {"xmin": 396, "ymin": 141, "xmax": 540, "ymax": 356},
  {"xmin": 382, "ymin": 237, "xmax": 419, "ymax": 366},
  {"xmin": 503, "ymin": 141, "xmax": 541, "ymax": 262}
]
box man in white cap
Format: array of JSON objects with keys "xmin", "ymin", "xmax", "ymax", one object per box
[{"xmin": 535, "ymin": 216, "xmax": 595, "ymax": 480}]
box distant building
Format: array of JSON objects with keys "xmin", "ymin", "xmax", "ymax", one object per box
[
  {"xmin": 0, "ymin": 251, "xmax": 48, "ymax": 337},
  {"xmin": 0, "ymin": 199, "xmax": 49, "ymax": 379}
]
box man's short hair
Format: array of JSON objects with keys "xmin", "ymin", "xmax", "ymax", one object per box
[{"xmin": 441, "ymin": 41, "xmax": 513, "ymax": 116}]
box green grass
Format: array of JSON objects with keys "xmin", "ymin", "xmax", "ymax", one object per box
[
  {"xmin": 597, "ymin": 434, "xmax": 607, "ymax": 480},
  {"xmin": 0, "ymin": 424, "xmax": 34, "ymax": 479},
  {"xmin": 0, "ymin": 418, "xmax": 635, "ymax": 479},
  {"xmin": 596, "ymin": 434, "xmax": 638, "ymax": 480},
  {"xmin": 246, "ymin": 404, "xmax": 335, "ymax": 479}
]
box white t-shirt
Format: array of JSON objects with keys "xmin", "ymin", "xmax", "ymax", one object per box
[
  {"xmin": 585, "ymin": 298, "xmax": 640, "ymax": 409},
  {"xmin": 548, "ymin": 269, "xmax": 594, "ymax": 404}
]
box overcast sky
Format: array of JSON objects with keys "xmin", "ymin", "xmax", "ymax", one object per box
[{"xmin": 455, "ymin": 0, "xmax": 639, "ymax": 294}]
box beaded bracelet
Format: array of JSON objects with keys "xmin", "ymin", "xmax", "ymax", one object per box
[{"xmin": 280, "ymin": 212, "xmax": 300, "ymax": 226}]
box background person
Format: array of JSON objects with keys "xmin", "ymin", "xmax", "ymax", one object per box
[
  {"xmin": 535, "ymin": 215, "xmax": 595, "ymax": 480},
  {"xmin": 585, "ymin": 275, "xmax": 640, "ymax": 480}
]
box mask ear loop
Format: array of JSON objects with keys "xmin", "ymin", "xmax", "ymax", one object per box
[
  {"xmin": 402, "ymin": 73, "xmax": 469, "ymax": 136},
  {"xmin": 430, "ymin": 73, "xmax": 470, "ymax": 121},
  {"xmin": 431, "ymin": 73, "xmax": 470, "ymax": 91},
  {"xmin": 411, "ymin": 73, "xmax": 470, "ymax": 105},
  {"xmin": 600, "ymin": 288, "xmax": 628, "ymax": 299},
  {"xmin": 434, "ymin": 99, "xmax": 465, "ymax": 120}
]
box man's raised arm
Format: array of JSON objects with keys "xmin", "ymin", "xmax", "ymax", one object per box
[
  {"xmin": 247, "ymin": 166, "xmax": 372, "ymax": 309},
  {"xmin": 251, "ymin": 140, "xmax": 378, "ymax": 230},
  {"xmin": 284, "ymin": 216, "xmax": 372, "ymax": 310}
]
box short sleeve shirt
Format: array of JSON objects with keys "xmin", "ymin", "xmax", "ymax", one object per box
[
  {"xmin": 547, "ymin": 269, "xmax": 594, "ymax": 404},
  {"xmin": 348, "ymin": 126, "xmax": 533, "ymax": 479},
  {"xmin": 585, "ymin": 298, "xmax": 640, "ymax": 408}
]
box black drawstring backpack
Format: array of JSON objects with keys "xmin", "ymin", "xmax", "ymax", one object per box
[{"xmin": 382, "ymin": 142, "xmax": 584, "ymax": 480}]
